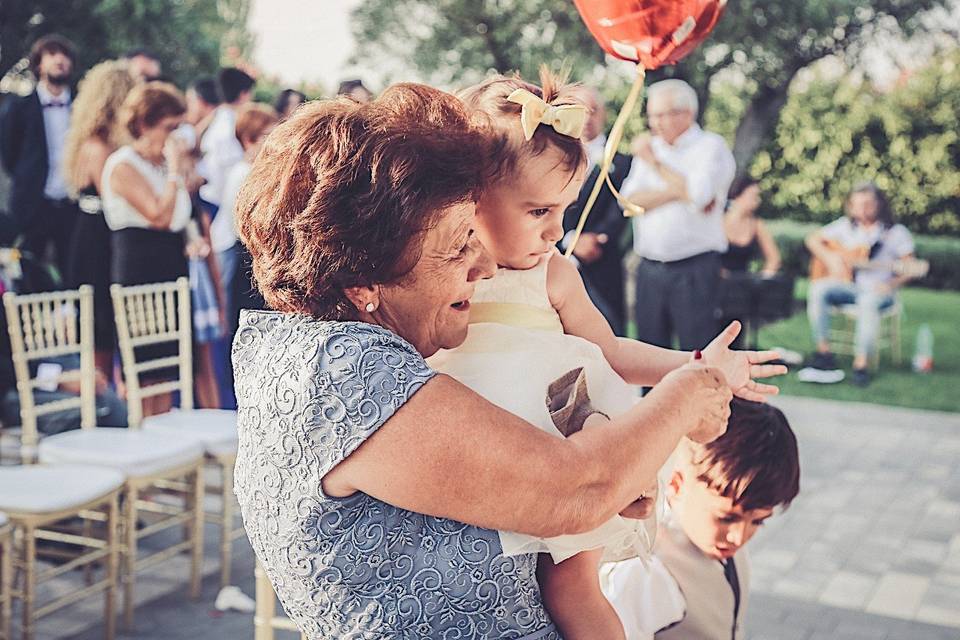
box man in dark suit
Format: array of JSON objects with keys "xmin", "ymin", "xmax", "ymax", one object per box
[
  {"xmin": 560, "ymin": 87, "xmax": 633, "ymax": 335},
  {"xmin": 0, "ymin": 34, "xmax": 78, "ymax": 279}
]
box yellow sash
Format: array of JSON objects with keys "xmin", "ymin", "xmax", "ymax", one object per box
[{"xmin": 468, "ymin": 302, "xmax": 563, "ymax": 333}]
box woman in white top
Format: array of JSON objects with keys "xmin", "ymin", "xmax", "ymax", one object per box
[{"xmin": 102, "ymin": 82, "xmax": 193, "ymax": 416}]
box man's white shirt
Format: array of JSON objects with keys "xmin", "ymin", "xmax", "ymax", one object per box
[
  {"xmin": 36, "ymin": 83, "xmax": 71, "ymax": 200},
  {"xmin": 621, "ymin": 124, "xmax": 735, "ymax": 262},
  {"xmin": 199, "ymin": 105, "xmax": 244, "ymax": 206}
]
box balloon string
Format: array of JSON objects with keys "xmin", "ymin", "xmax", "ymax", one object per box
[{"xmin": 565, "ymin": 66, "xmax": 647, "ymax": 259}]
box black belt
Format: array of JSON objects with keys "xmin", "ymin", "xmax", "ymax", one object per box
[{"xmin": 641, "ymin": 250, "xmax": 719, "ymax": 267}]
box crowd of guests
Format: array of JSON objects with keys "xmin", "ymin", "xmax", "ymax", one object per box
[{"xmin": 0, "ymin": 34, "xmax": 378, "ymax": 432}]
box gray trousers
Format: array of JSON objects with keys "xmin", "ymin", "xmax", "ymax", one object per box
[{"xmin": 633, "ymin": 251, "xmax": 722, "ymax": 351}]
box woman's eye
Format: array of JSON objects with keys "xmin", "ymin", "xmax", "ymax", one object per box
[{"xmin": 529, "ymin": 208, "xmax": 550, "ymax": 218}]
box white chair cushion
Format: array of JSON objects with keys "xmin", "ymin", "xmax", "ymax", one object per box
[
  {"xmin": 0, "ymin": 511, "xmax": 8, "ymax": 527},
  {"xmin": 38, "ymin": 429, "xmax": 204, "ymax": 478},
  {"xmin": 0, "ymin": 465, "xmax": 125, "ymax": 514},
  {"xmin": 142, "ymin": 409, "xmax": 238, "ymax": 457}
]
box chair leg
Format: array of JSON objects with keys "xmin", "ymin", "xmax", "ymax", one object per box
[
  {"xmin": 190, "ymin": 467, "xmax": 205, "ymax": 599},
  {"xmin": 254, "ymin": 561, "xmax": 275, "ymax": 640},
  {"xmin": 220, "ymin": 463, "xmax": 234, "ymax": 588},
  {"xmin": 82, "ymin": 516, "xmax": 94, "ymax": 586},
  {"xmin": 105, "ymin": 495, "xmax": 119, "ymax": 640},
  {"xmin": 1, "ymin": 529, "xmax": 11, "ymax": 640},
  {"xmin": 123, "ymin": 486, "xmax": 138, "ymax": 631},
  {"xmin": 22, "ymin": 527, "xmax": 35, "ymax": 640}
]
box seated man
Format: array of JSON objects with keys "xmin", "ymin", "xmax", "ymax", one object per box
[
  {"xmin": 601, "ymin": 399, "xmax": 800, "ymax": 640},
  {"xmin": 804, "ymin": 182, "xmax": 917, "ymax": 386}
]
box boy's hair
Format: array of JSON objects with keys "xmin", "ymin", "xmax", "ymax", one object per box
[
  {"xmin": 218, "ymin": 67, "xmax": 255, "ymax": 104},
  {"xmin": 683, "ymin": 399, "xmax": 800, "ymax": 511},
  {"xmin": 190, "ymin": 77, "xmax": 221, "ymax": 106},
  {"xmin": 458, "ymin": 67, "xmax": 587, "ymax": 185}
]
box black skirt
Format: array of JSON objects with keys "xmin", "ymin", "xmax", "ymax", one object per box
[
  {"xmin": 68, "ymin": 207, "xmax": 115, "ymax": 350},
  {"xmin": 111, "ymin": 228, "xmax": 188, "ymax": 383}
]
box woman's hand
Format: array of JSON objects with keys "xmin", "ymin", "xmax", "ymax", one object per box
[
  {"xmin": 701, "ymin": 321, "xmax": 786, "ymax": 403},
  {"xmin": 163, "ymin": 136, "xmax": 189, "ymax": 177},
  {"xmin": 655, "ymin": 362, "xmax": 732, "ymax": 444},
  {"xmin": 619, "ymin": 480, "xmax": 659, "ymax": 519}
]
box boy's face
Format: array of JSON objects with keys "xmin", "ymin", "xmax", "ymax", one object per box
[
  {"xmin": 475, "ymin": 144, "xmax": 584, "ymax": 270},
  {"xmin": 669, "ymin": 469, "xmax": 775, "ymax": 560}
]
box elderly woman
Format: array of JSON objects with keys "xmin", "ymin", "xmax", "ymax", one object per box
[{"xmin": 233, "ymin": 83, "xmax": 733, "ymax": 639}]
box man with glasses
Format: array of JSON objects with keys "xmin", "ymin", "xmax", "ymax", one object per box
[{"xmin": 621, "ymin": 79, "xmax": 736, "ymax": 352}]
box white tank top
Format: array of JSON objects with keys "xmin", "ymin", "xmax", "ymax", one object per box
[{"xmin": 101, "ymin": 145, "xmax": 192, "ymax": 232}]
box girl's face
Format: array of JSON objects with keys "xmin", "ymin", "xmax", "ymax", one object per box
[{"xmin": 476, "ymin": 145, "xmax": 585, "ymax": 270}]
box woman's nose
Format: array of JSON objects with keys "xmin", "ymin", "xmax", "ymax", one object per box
[{"xmin": 469, "ymin": 241, "xmax": 497, "ymax": 281}]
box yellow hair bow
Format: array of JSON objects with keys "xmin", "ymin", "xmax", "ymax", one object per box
[{"xmin": 506, "ymin": 88, "xmax": 588, "ymax": 141}]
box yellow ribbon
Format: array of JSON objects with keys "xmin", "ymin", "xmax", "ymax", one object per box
[
  {"xmin": 564, "ymin": 66, "xmax": 647, "ymax": 258},
  {"xmin": 507, "ymin": 88, "xmax": 588, "ymax": 141}
]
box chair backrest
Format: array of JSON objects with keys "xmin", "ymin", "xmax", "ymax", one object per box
[
  {"xmin": 110, "ymin": 278, "xmax": 193, "ymax": 428},
  {"xmin": 2, "ymin": 286, "xmax": 96, "ymax": 461}
]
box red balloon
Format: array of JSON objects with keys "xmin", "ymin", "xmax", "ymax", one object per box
[{"xmin": 573, "ymin": 0, "xmax": 727, "ymax": 69}]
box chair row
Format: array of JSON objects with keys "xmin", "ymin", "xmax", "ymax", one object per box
[{"xmin": 0, "ymin": 279, "xmax": 242, "ymax": 640}]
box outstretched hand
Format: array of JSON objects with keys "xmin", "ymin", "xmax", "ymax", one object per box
[{"xmin": 701, "ymin": 321, "xmax": 787, "ymax": 402}]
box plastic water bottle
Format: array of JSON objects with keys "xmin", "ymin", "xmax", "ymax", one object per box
[{"xmin": 912, "ymin": 324, "xmax": 933, "ymax": 373}]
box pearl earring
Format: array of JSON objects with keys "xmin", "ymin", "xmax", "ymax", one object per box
[{"xmin": 365, "ymin": 302, "xmax": 376, "ymax": 313}]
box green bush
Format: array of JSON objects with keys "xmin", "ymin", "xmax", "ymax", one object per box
[
  {"xmin": 705, "ymin": 50, "xmax": 960, "ymax": 238},
  {"xmin": 766, "ymin": 219, "xmax": 960, "ymax": 291}
]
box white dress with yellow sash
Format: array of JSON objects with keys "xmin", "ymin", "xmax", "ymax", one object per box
[{"xmin": 428, "ymin": 253, "xmax": 655, "ymax": 563}]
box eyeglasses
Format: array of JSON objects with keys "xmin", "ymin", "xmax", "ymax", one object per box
[{"xmin": 646, "ymin": 108, "xmax": 688, "ymax": 121}]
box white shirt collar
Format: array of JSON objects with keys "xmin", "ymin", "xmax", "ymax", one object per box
[
  {"xmin": 585, "ymin": 134, "xmax": 607, "ymax": 167},
  {"xmin": 36, "ymin": 82, "xmax": 71, "ymax": 106},
  {"xmin": 655, "ymin": 123, "xmax": 703, "ymax": 151}
]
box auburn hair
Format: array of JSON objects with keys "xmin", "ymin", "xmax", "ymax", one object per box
[
  {"xmin": 682, "ymin": 399, "xmax": 800, "ymax": 511},
  {"xmin": 459, "ymin": 67, "xmax": 588, "ymax": 184},
  {"xmin": 235, "ymin": 83, "xmax": 496, "ymax": 319},
  {"xmin": 119, "ymin": 81, "xmax": 186, "ymax": 139},
  {"xmin": 235, "ymin": 103, "xmax": 279, "ymax": 150}
]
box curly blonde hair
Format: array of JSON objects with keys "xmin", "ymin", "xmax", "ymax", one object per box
[{"xmin": 63, "ymin": 59, "xmax": 137, "ymax": 193}]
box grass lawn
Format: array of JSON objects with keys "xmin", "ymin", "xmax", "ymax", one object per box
[{"xmin": 756, "ymin": 281, "xmax": 960, "ymax": 413}]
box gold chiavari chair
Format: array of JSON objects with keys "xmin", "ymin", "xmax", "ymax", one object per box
[
  {"xmin": 4, "ymin": 286, "xmax": 206, "ymax": 632},
  {"xmin": 254, "ymin": 561, "xmax": 305, "ymax": 640},
  {"xmin": 1, "ymin": 287, "xmax": 126, "ymax": 640},
  {"xmin": 111, "ymin": 278, "xmax": 241, "ymax": 588},
  {"xmin": 0, "ymin": 512, "xmax": 12, "ymax": 640}
]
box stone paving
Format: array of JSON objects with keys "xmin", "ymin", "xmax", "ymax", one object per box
[{"xmin": 15, "ymin": 395, "xmax": 960, "ymax": 639}]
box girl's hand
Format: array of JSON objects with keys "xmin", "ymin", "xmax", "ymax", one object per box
[{"xmin": 701, "ymin": 321, "xmax": 787, "ymax": 403}]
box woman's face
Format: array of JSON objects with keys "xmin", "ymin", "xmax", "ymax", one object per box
[
  {"xmin": 847, "ymin": 191, "xmax": 879, "ymax": 225},
  {"xmin": 735, "ymin": 184, "xmax": 761, "ymax": 214},
  {"xmin": 374, "ymin": 201, "xmax": 496, "ymax": 357},
  {"xmin": 139, "ymin": 114, "xmax": 182, "ymax": 158}
]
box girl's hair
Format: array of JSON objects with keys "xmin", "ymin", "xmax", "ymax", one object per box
[
  {"xmin": 235, "ymin": 103, "xmax": 279, "ymax": 150},
  {"xmin": 63, "ymin": 59, "xmax": 138, "ymax": 193},
  {"xmin": 728, "ymin": 175, "xmax": 759, "ymax": 201},
  {"xmin": 846, "ymin": 181, "xmax": 895, "ymax": 229},
  {"xmin": 119, "ymin": 81, "xmax": 187, "ymax": 139},
  {"xmin": 458, "ymin": 67, "xmax": 587, "ymax": 184}
]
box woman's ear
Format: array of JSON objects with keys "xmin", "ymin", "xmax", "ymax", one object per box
[{"xmin": 344, "ymin": 285, "xmax": 379, "ymax": 314}]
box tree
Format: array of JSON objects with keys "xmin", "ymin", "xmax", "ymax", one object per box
[
  {"xmin": 351, "ymin": 0, "xmax": 951, "ymax": 177},
  {"xmin": 0, "ymin": 0, "xmax": 252, "ymax": 87}
]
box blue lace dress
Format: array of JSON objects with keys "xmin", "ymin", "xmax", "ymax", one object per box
[{"xmin": 232, "ymin": 311, "xmax": 561, "ymax": 639}]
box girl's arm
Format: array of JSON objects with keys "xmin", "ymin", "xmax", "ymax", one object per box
[
  {"xmin": 539, "ymin": 550, "xmax": 625, "ymax": 640},
  {"xmin": 547, "ymin": 252, "xmax": 687, "ymax": 386},
  {"xmin": 755, "ymin": 219, "xmax": 782, "ymax": 274},
  {"xmin": 547, "ymin": 253, "xmax": 786, "ymax": 401}
]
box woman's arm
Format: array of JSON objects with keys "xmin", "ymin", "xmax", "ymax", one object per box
[
  {"xmin": 110, "ymin": 162, "xmax": 183, "ymax": 230},
  {"xmin": 323, "ymin": 365, "xmax": 730, "ymax": 539},
  {"xmin": 755, "ymin": 219, "xmax": 781, "ymax": 274}
]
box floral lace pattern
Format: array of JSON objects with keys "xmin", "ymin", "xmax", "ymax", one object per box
[{"xmin": 233, "ymin": 312, "xmax": 560, "ymax": 639}]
